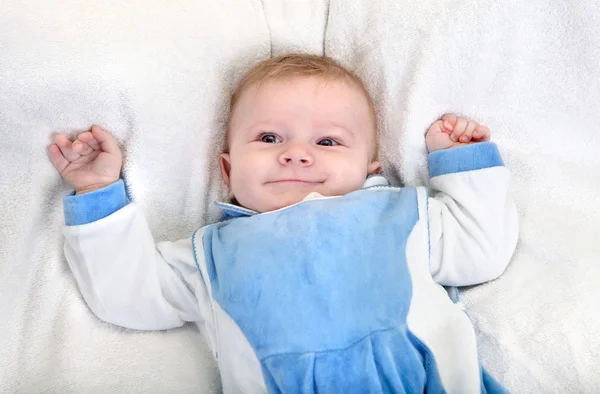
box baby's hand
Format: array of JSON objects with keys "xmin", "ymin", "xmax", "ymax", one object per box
[
  {"xmin": 425, "ymin": 114, "xmax": 491, "ymax": 152},
  {"xmin": 49, "ymin": 125, "xmax": 123, "ymax": 194}
]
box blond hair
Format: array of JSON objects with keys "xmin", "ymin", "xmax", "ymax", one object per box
[{"xmin": 226, "ymin": 53, "xmax": 377, "ymax": 156}]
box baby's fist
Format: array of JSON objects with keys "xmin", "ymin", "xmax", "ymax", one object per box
[
  {"xmin": 425, "ymin": 114, "xmax": 491, "ymax": 152},
  {"xmin": 49, "ymin": 125, "xmax": 123, "ymax": 194}
]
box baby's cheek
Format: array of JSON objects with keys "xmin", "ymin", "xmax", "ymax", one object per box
[
  {"xmin": 230, "ymin": 168, "xmax": 250, "ymax": 197},
  {"xmin": 233, "ymin": 167, "xmax": 267, "ymax": 208},
  {"xmin": 328, "ymin": 169, "xmax": 366, "ymax": 195}
]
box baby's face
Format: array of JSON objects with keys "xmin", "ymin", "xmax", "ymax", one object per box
[{"xmin": 221, "ymin": 76, "xmax": 380, "ymax": 213}]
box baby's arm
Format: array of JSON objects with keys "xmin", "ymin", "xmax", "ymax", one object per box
[
  {"xmin": 425, "ymin": 115, "xmax": 519, "ymax": 286},
  {"xmin": 62, "ymin": 183, "xmax": 207, "ymax": 330},
  {"xmin": 50, "ymin": 127, "xmax": 208, "ymax": 330}
]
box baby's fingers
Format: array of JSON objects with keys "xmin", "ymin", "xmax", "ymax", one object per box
[
  {"xmin": 472, "ymin": 125, "xmax": 491, "ymax": 141},
  {"xmin": 458, "ymin": 121, "xmax": 478, "ymax": 143},
  {"xmin": 77, "ymin": 131, "xmax": 100, "ymax": 150},
  {"xmin": 54, "ymin": 134, "xmax": 80, "ymax": 162},
  {"xmin": 441, "ymin": 114, "xmax": 457, "ymax": 133},
  {"xmin": 451, "ymin": 117, "xmax": 468, "ymax": 142},
  {"xmin": 48, "ymin": 144, "xmax": 70, "ymax": 172},
  {"xmin": 73, "ymin": 136, "xmax": 97, "ymax": 156},
  {"xmin": 90, "ymin": 125, "xmax": 121, "ymax": 156}
]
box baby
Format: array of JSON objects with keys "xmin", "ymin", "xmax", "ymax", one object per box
[{"xmin": 50, "ymin": 54, "xmax": 518, "ymax": 393}]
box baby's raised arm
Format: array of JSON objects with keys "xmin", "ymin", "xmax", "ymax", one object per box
[
  {"xmin": 424, "ymin": 115, "xmax": 519, "ymax": 286},
  {"xmin": 50, "ymin": 126, "xmax": 209, "ymax": 330}
]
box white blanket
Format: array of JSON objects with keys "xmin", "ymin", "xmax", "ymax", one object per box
[{"xmin": 1, "ymin": 0, "xmax": 599, "ymax": 392}]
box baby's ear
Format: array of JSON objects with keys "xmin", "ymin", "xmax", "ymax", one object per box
[
  {"xmin": 368, "ymin": 160, "xmax": 382, "ymax": 175},
  {"xmin": 220, "ymin": 154, "xmax": 232, "ymax": 187}
]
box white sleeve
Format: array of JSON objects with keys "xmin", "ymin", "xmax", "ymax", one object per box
[
  {"xmin": 61, "ymin": 180, "xmax": 210, "ymax": 330},
  {"xmin": 426, "ymin": 142, "xmax": 519, "ymax": 286}
]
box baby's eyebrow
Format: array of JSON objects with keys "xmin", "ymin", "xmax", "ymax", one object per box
[
  {"xmin": 243, "ymin": 119, "xmax": 282, "ymax": 133},
  {"xmin": 321, "ymin": 121, "xmax": 356, "ymax": 137}
]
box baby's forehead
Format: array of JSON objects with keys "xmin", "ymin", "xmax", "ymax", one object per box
[{"xmin": 232, "ymin": 76, "xmax": 374, "ymax": 120}]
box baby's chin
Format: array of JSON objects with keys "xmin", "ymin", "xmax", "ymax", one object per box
[
  {"xmin": 247, "ymin": 189, "xmax": 322, "ymax": 213},
  {"xmin": 262, "ymin": 192, "xmax": 315, "ymax": 212},
  {"xmin": 238, "ymin": 185, "xmax": 360, "ymax": 213},
  {"xmin": 262, "ymin": 186, "xmax": 358, "ymax": 212}
]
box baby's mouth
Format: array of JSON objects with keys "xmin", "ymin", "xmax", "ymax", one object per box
[
  {"xmin": 267, "ymin": 178, "xmax": 325, "ymax": 184},
  {"xmin": 265, "ymin": 179, "xmax": 325, "ymax": 190}
]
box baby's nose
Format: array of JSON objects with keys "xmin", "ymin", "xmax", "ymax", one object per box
[{"xmin": 279, "ymin": 145, "xmax": 314, "ymax": 166}]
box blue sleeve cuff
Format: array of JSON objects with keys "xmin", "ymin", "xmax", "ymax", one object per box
[
  {"xmin": 428, "ymin": 142, "xmax": 504, "ymax": 178},
  {"xmin": 63, "ymin": 179, "xmax": 131, "ymax": 226}
]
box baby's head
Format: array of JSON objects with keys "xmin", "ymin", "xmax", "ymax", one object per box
[{"xmin": 221, "ymin": 53, "xmax": 381, "ymax": 213}]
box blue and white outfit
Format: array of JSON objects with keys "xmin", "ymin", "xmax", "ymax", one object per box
[{"xmin": 62, "ymin": 142, "xmax": 519, "ymax": 393}]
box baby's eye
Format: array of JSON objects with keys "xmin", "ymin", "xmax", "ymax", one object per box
[
  {"xmin": 260, "ymin": 134, "xmax": 281, "ymax": 144},
  {"xmin": 317, "ymin": 138, "xmax": 338, "ymax": 147}
]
